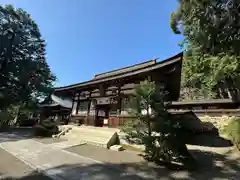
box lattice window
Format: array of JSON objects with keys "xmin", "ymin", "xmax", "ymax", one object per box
[
  {"xmin": 109, "ymin": 103, "xmax": 118, "ymax": 115},
  {"xmin": 123, "ymin": 97, "xmax": 131, "ymax": 110},
  {"xmin": 121, "ymin": 97, "xmax": 131, "ymax": 115},
  {"xmin": 77, "ymin": 100, "xmax": 89, "ymax": 115}
]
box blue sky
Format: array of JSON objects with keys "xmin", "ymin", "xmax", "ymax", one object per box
[{"xmin": 1, "ymin": 0, "xmax": 183, "ymax": 87}]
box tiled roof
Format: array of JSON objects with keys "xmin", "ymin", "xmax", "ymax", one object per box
[{"xmin": 54, "ymin": 52, "xmax": 183, "ymax": 92}]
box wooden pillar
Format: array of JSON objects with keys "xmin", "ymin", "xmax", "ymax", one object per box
[
  {"xmin": 87, "ymin": 90, "xmax": 92, "ymax": 116},
  {"xmin": 117, "ymin": 81, "xmax": 122, "ymax": 128},
  {"xmin": 76, "ymin": 91, "xmax": 81, "ymax": 115},
  {"xmin": 88, "ymin": 99, "xmax": 96, "ymax": 126},
  {"xmin": 67, "ymin": 91, "xmax": 75, "ymax": 124}
]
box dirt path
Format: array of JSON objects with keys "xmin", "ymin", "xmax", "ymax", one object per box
[
  {"xmin": 66, "ymin": 144, "xmax": 240, "ymax": 180},
  {"xmin": 1, "ymin": 129, "xmax": 239, "ymax": 180},
  {"xmin": 0, "ymin": 132, "xmax": 145, "ymax": 180}
]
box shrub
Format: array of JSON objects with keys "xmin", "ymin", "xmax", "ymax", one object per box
[
  {"xmin": 34, "ymin": 120, "xmax": 59, "ymax": 137},
  {"xmin": 18, "ymin": 118, "xmax": 37, "ymax": 127},
  {"xmin": 222, "ymin": 118, "xmax": 240, "ymax": 150},
  {"xmin": 34, "ymin": 125, "xmax": 50, "ymax": 137},
  {"xmin": 41, "ymin": 119, "xmax": 56, "ymax": 129},
  {"xmin": 0, "ymin": 109, "xmax": 15, "ymax": 131},
  {"xmin": 121, "ymin": 80, "xmax": 196, "ymax": 168}
]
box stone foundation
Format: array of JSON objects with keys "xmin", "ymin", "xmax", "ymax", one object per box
[{"xmin": 199, "ymin": 115, "xmax": 236, "ymax": 138}]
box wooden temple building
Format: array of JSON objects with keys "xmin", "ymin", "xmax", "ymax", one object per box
[
  {"xmin": 50, "ymin": 53, "xmax": 183, "ymax": 127},
  {"xmin": 38, "ymin": 94, "xmax": 71, "ymax": 124}
]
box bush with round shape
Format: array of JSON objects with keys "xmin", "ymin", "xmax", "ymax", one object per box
[{"xmin": 34, "ymin": 120, "xmax": 59, "ymax": 137}]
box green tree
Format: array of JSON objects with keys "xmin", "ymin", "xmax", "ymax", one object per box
[
  {"xmin": 0, "ymin": 5, "xmax": 56, "ymax": 110},
  {"xmin": 122, "ymin": 80, "xmax": 195, "ymax": 167},
  {"xmin": 170, "ymin": 0, "xmax": 240, "ymax": 100}
]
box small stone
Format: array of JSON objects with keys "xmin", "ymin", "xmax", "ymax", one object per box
[
  {"xmin": 52, "ymin": 135, "xmax": 58, "ymax": 139},
  {"xmin": 110, "ymin": 145, "xmax": 124, "ymax": 151}
]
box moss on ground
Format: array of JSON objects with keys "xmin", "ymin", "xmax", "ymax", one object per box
[{"xmin": 121, "ymin": 144, "xmax": 144, "ymax": 152}]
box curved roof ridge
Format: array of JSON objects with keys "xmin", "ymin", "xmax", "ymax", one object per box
[{"xmin": 94, "ymin": 59, "xmax": 157, "ymax": 80}]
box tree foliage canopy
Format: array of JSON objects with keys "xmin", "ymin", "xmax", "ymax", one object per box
[
  {"xmin": 0, "ymin": 5, "xmax": 56, "ymax": 108},
  {"xmin": 171, "ymin": 0, "xmax": 240, "ymax": 100}
]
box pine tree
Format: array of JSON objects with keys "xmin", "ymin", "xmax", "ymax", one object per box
[{"xmin": 122, "ymin": 80, "xmax": 195, "ymax": 167}]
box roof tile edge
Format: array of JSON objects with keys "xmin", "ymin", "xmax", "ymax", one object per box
[{"xmin": 94, "ymin": 59, "xmax": 157, "ymax": 79}]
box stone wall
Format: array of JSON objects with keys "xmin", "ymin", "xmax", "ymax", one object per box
[{"xmin": 199, "ymin": 115, "xmax": 236, "ymax": 138}]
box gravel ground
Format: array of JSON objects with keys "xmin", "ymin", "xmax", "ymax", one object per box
[
  {"xmin": 1, "ymin": 128, "xmax": 239, "ymax": 179},
  {"xmin": 66, "ymin": 144, "xmax": 144, "ymax": 164},
  {"xmin": 33, "ymin": 137, "xmax": 66, "ymax": 144},
  {"xmin": 0, "ymin": 148, "xmax": 52, "ymax": 180}
]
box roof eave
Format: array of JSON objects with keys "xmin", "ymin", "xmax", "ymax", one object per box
[{"xmin": 54, "ymin": 52, "xmax": 183, "ymax": 92}]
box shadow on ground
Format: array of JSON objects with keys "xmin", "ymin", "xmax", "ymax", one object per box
[
  {"xmin": 1, "ymin": 149, "xmax": 240, "ymax": 180},
  {"xmin": 188, "ymin": 134, "xmax": 233, "ymax": 147},
  {"xmin": 2, "ymin": 172, "xmax": 52, "ymax": 180},
  {"xmin": 0, "ymin": 128, "xmax": 35, "ymax": 142}
]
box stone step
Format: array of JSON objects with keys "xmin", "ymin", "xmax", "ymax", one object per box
[
  {"xmin": 110, "ymin": 145, "xmax": 124, "ymax": 151},
  {"xmin": 70, "ymin": 127, "xmax": 118, "ymax": 138},
  {"xmin": 62, "ymin": 126, "xmax": 119, "ymax": 148},
  {"xmin": 64, "ymin": 134, "xmax": 109, "ymax": 142},
  {"xmin": 71, "ymin": 126, "xmax": 119, "ymax": 134},
  {"xmin": 70, "ymin": 129, "xmax": 114, "ymax": 138},
  {"xmin": 67, "ymin": 134, "xmax": 110, "ymax": 142},
  {"xmin": 79, "ymin": 125, "xmax": 120, "ymax": 132},
  {"xmin": 64, "ymin": 134, "xmax": 110, "ymax": 147}
]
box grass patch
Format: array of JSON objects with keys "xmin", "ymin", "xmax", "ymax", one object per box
[{"xmin": 121, "ymin": 144, "xmax": 144, "ymax": 152}]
